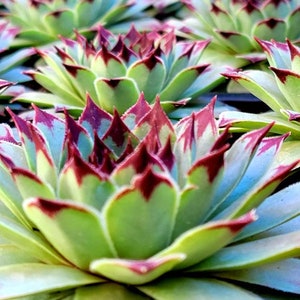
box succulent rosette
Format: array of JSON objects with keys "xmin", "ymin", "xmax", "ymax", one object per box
[
  {"xmin": 15, "ymin": 26, "xmax": 226, "ymax": 115},
  {"xmin": 1, "ymin": 0, "xmax": 159, "ymax": 47},
  {"xmin": 220, "ymin": 39, "xmax": 300, "ymax": 165},
  {"xmin": 169, "ymin": 0, "xmax": 300, "ymax": 65},
  {"xmin": 1, "ymin": 95, "xmax": 300, "ymax": 298}
]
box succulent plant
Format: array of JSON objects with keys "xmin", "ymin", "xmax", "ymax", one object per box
[
  {"xmin": 15, "ymin": 26, "xmax": 226, "ymax": 115},
  {"xmin": 1, "ymin": 0, "xmax": 159, "ymax": 47},
  {"xmin": 1, "ymin": 95, "xmax": 300, "ymax": 298},
  {"xmin": 171, "ymin": 0, "xmax": 300, "ymax": 64},
  {"xmin": 0, "ymin": 20, "xmax": 35, "ymax": 102},
  {"xmin": 220, "ymin": 39, "xmax": 300, "ymax": 140}
]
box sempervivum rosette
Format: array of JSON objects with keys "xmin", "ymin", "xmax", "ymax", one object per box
[
  {"xmin": 16, "ymin": 26, "xmax": 227, "ymax": 114},
  {"xmin": 0, "ymin": 95, "xmax": 300, "ymax": 298}
]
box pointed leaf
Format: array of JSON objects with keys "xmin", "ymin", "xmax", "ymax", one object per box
[
  {"xmin": 24, "ymin": 198, "xmax": 116, "ymax": 269},
  {"xmin": 216, "ymin": 259, "xmax": 300, "ymax": 295},
  {"xmin": 95, "ymin": 77, "xmax": 140, "ymax": 114},
  {"xmin": 104, "ymin": 168, "xmax": 178, "ymax": 259},
  {"xmin": 192, "ymin": 231, "xmax": 300, "ymax": 272},
  {"xmin": 154, "ymin": 211, "xmax": 256, "ymax": 270},
  {"xmin": 90, "ymin": 254, "xmax": 185, "ymax": 285}
]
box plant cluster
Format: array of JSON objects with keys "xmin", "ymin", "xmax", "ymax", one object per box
[{"xmin": 0, "ymin": 0, "xmax": 300, "ymax": 299}]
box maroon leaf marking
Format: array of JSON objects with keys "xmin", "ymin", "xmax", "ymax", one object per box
[
  {"xmin": 0, "ymin": 153, "xmax": 15, "ymax": 169},
  {"xmin": 63, "ymin": 149, "xmax": 102, "ymax": 185},
  {"xmin": 189, "ymin": 144, "xmax": 229, "ymax": 183},
  {"xmin": 270, "ymin": 67, "xmax": 300, "ymax": 83},
  {"xmin": 194, "ymin": 96, "xmax": 217, "ymax": 140},
  {"xmin": 218, "ymin": 31, "xmax": 241, "ymax": 39},
  {"xmin": 287, "ymin": 39, "xmax": 300, "ymax": 61},
  {"xmin": 122, "ymin": 93, "xmax": 152, "ymax": 124},
  {"xmin": 137, "ymin": 98, "xmax": 174, "ymax": 137},
  {"xmin": 116, "ymin": 142, "xmax": 164, "ymax": 174},
  {"xmin": 157, "ymin": 136, "xmax": 175, "ymax": 171},
  {"xmin": 211, "ymin": 3, "xmax": 227, "ymax": 15},
  {"xmin": 65, "ymin": 110, "xmax": 89, "ymax": 145},
  {"xmin": 102, "ymin": 110, "xmax": 135, "ymax": 148},
  {"xmin": 55, "ymin": 46, "xmax": 74, "ymax": 63},
  {"xmin": 124, "ymin": 25, "xmax": 141, "ymax": 45},
  {"xmin": 243, "ymin": 123, "xmax": 273, "ymax": 152},
  {"xmin": 33, "ymin": 104, "xmax": 63, "ymax": 130},
  {"xmin": 7, "ymin": 108, "xmax": 33, "ymax": 143},
  {"xmin": 0, "ymin": 124, "xmax": 18, "ymax": 144},
  {"xmin": 256, "ymin": 38, "xmax": 288, "ymax": 55},
  {"xmin": 127, "ymin": 258, "xmax": 170, "ymax": 275},
  {"xmin": 133, "ymin": 167, "xmax": 172, "ymax": 201},
  {"xmin": 27, "ymin": 197, "xmax": 86, "ymax": 218},
  {"xmin": 101, "ymin": 78, "xmax": 122, "ymax": 88},
  {"xmin": 79, "ymin": 95, "xmax": 112, "ymax": 134},
  {"xmin": 213, "ymin": 210, "xmax": 257, "ymax": 234},
  {"xmin": 12, "ymin": 167, "xmax": 43, "ymax": 184},
  {"xmin": 96, "ymin": 45, "xmax": 123, "ymax": 66},
  {"xmin": 211, "ymin": 126, "xmax": 231, "ymax": 152},
  {"xmin": 137, "ymin": 52, "xmax": 163, "ymax": 71},
  {"xmin": 259, "ymin": 18, "xmax": 283, "ymax": 29},
  {"xmin": 63, "ymin": 64, "xmax": 86, "ymax": 77},
  {"xmin": 256, "ymin": 133, "xmax": 289, "ymax": 156},
  {"xmin": 242, "ymin": 2, "xmax": 259, "ymax": 13},
  {"xmin": 116, "ymin": 139, "xmax": 134, "ymax": 164},
  {"xmin": 286, "ymin": 110, "xmax": 300, "ymax": 122},
  {"xmin": 31, "ymin": 123, "xmax": 54, "ymax": 167}
]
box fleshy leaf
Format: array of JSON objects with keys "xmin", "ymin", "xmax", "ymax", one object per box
[
  {"xmin": 104, "ymin": 168, "xmax": 178, "ymax": 259},
  {"xmin": 192, "ymin": 231, "xmax": 300, "ymax": 272},
  {"xmin": 90, "ymin": 254, "xmax": 185, "ymax": 285},
  {"xmin": 154, "ymin": 211, "xmax": 256, "ymax": 270},
  {"xmin": 139, "ymin": 277, "xmax": 260, "ymax": 300},
  {"xmin": 24, "ymin": 198, "xmax": 116, "ymax": 269},
  {"xmin": 0, "ymin": 263, "xmax": 102, "ymax": 299},
  {"xmin": 215, "ymin": 258, "xmax": 300, "ymax": 295}
]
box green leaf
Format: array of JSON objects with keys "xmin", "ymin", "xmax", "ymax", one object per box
[
  {"xmin": 95, "ymin": 77, "xmax": 140, "ymax": 114},
  {"xmin": 74, "ymin": 282, "xmax": 146, "ymax": 300},
  {"xmin": 44, "ymin": 10, "xmax": 75, "ymax": 38},
  {"xmin": 127, "ymin": 56, "xmax": 166, "ymax": 102},
  {"xmin": 90, "ymin": 254, "xmax": 185, "ymax": 285},
  {"xmin": 0, "ymin": 263, "xmax": 102, "ymax": 299},
  {"xmin": 0, "ymin": 214, "xmax": 67, "ymax": 265},
  {"xmin": 24, "ymin": 198, "xmax": 116, "ymax": 269},
  {"xmin": 216, "ymin": 259, "xmax": 300, "ymax": 295},
  {"xmin": 159, "ymin": 66, "xmax": 207, "ymax": 101},
  {"xmin": 154, "ymin": 212, "xmax": 255, "ymax": 270},
  {"xmin": 104, "ymin": 168, "xmax": 178, "ymax": 259},
  {"xmin": 139, "ymin": 277, "xmax": 260, "ymax": 300},
  {"xmin": 172, "ymin": 146, "xmax": 227, "ymax": 238},
  {"xmin": 58, "ymin": 153, "xmax": 115, "ymax": 210},
  {"xmin": 12, "ymin": 168, "xmax": 55, "ymax": 200},
  {"xmin": 0, "ymin": 244, "xmax": 40, "ymax": 266},
  {"xmin": 192, "ymin": 231, "xmax": 300, "ymax": 272},
  {"xmin": 235, "ymin": 183, "xmax": 300, "ymax": 241}
]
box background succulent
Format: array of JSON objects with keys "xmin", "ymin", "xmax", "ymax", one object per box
[
  {"xmin": 1, "ymin": 0, "xmax": 159, "ymax": 47},
  {"xmin": 15, "ymin": 26, "xmax": 228, "ymax": 115},
  {"xmin": 220, "ymin": 39, "xmax": 300, "ymax": 166},
  {"xmin": 0, "ymin": 96, "xmax": 300, "ymax": 298},
  {"xmin": 169, "ymin": 0, "xmax": 300, "ymax": 66}
]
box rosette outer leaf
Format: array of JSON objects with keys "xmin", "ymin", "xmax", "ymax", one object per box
[
  {"xmin": 0, "ymin": 96, "xmax": 300, "ymax": 298},
  {"xmin": 15, "ymin": 27, "xmax": 227, "ymax": 115}
]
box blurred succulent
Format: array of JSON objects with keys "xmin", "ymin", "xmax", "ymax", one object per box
[
  {"xmin": 1, "ymin": 0, "xmax": 159, "ymax": 47},
  {"xmin": 0, "ymin": 20, "xmax": 35, "ymax": 101},
  {"xmin": 15, "ymin": 26, "xmax": 227, "ymax": 115},
  {"xmin": 170, "ymin": 0, "xmax": 300, "ymax": 64},
  {"xmin": 1, "ymin": 96, "xmax": 300, "ymax": 298},
  {"xmin": 220, "ymin": 39, "xmax": 300, "ymax": 136}
]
